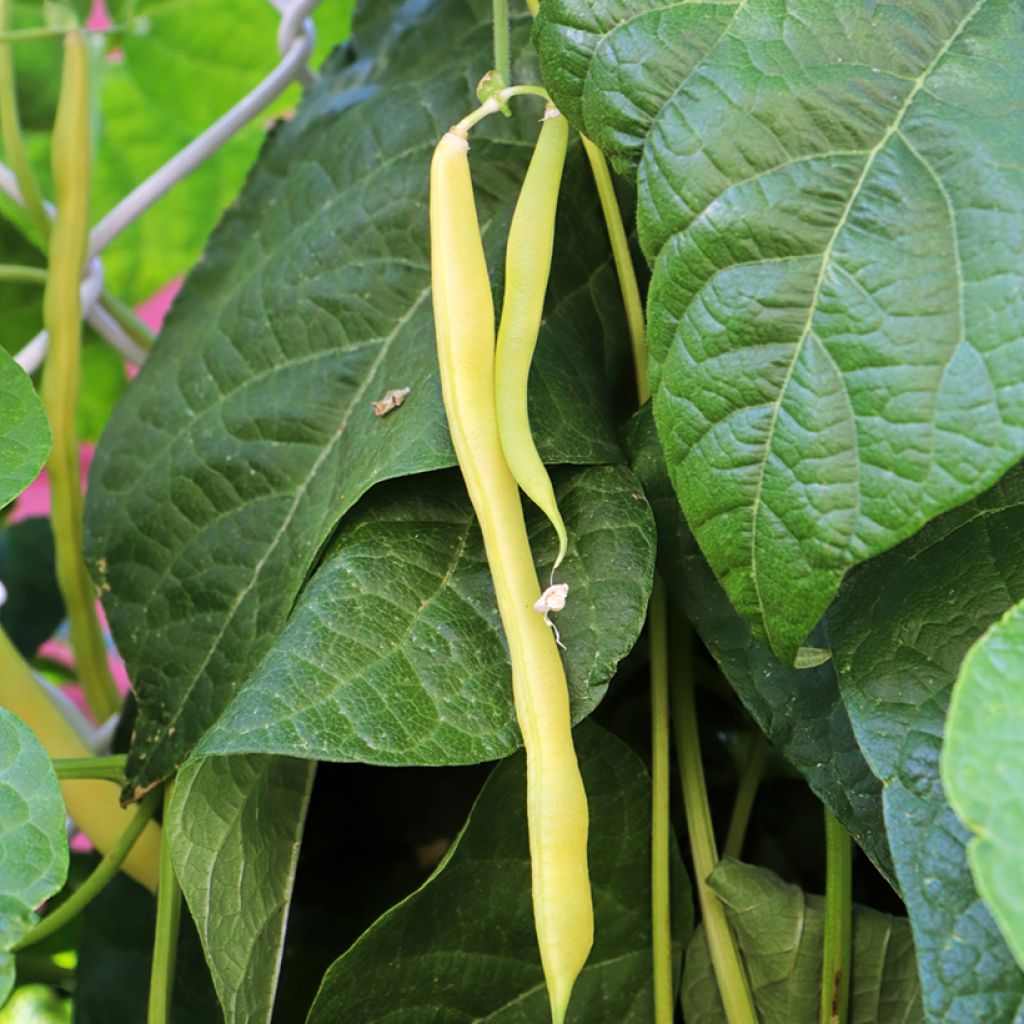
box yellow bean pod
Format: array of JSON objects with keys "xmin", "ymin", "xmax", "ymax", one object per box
[
  {"xmin": 0, "ymin": 628, "xmax": 161, "ymax": 891},
  {"xmin": 495, "ymin": 106, "xmax": 569, "ymax": 569},
  {"xmin": 430, "ymin": 128, "xmax": 593, "ymax": 1024}
]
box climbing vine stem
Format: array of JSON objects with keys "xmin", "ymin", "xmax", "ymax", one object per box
[
  {"xmin": 148, "ymin": 782, "xmax": 183, "ymax": 1024},
  {"xmin": 821, "ymin": 808, "xmax": 853, "ymax": 1024},
  {"xmin": 671, "ymin": 615, "xmax": 758, "ymax": 1024}
]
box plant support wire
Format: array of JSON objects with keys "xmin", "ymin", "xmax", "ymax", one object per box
[{"xmin": 2, "ymin": 0, "xmax": 321, "ymax": 374}]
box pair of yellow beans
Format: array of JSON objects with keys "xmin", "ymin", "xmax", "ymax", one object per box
[{"xmin": 430, "ymin": 108, "xmax": 592, "ymax": 1023}]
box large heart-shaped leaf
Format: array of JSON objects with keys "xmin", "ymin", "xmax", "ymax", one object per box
[
  {"xmin": 624, "ymin": 406, "xmax": 892, "ymax": 882},
  {"xmin": 943, "ymin": 599, "xmax": 1024, "ymax": 974},
  {"xmin": 537, "ymin": 0, "xmax": 1024, "ymax": 662},
  {"xmin": 167, "ymin": 755, "xmax": 314, "ymax": 1024},
  {"xmin": 305, "ymin": 723, "xmax": 692, "ymax": 1023},
  {"xmin": 681, "ymin": 859, "xmax": 923, "ymax": 1023},
  {"xmin": 0, "ymin": 346, "xmax": 51, "ymax": 510},
  {"xmin": 194, "ymin": 466, "xmax": 654, "ymax": 766},
  {"xmin": 828, "ymin": 465, "xmax": 1024, "ymax": 1022},
  {"xmin": 0, "ymin": 708, "xmax": 69, "ymax": 1003},
  {"xmin": 85, "ymin": 0, "xmax": 630, "ymax": 798}
]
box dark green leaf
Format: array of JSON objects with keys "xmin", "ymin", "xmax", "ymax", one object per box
[
  {"xmin": 74, "ymin": 873, "xmax": 221, "ymax": 1024},
  {"xmin": 943, "ymin": 599, "xmax": 1024, "ymax": 974},
  {"xmin": 624, "ymin": 406, "xmax": 892, "ymax": 882},
  {"xmin": 0, "ymin": 346, "xmax": 50, "ymax": 509},
  {"xmin": 538, "ymin": 0, "xmax": 1024, "ymax": 662},
  {"xmin": 85, "ymin": 0, "xmax": 630, "ymax": 798},
  {"xmin": 305, "ymin": 724, "xmax": 692, "ymax": 1023},
  {"xmin": 828, "ymin": 464, "xmax": 1024, "ymax": 1022},
  {"xmin": 0, "ymin": 708, "xmax": 69, "ymax": 1003},
  {"xmin": 0, "ymin": 215, "xmax": 46, "ymax": 355},
  {"xmin": 0, "ymin": 518, "xmax": 62, "ymax": 658},
  {"xmin": 681, "ymin": 859, "xmax": 923, "ymax": 1023},
  {"xmin": 195, "ymin": 465, "xmax": 654, "ymax": 766},
  {"xmin": 167, "ymin": 755, "xmax": 314, "ymax": 1024}
]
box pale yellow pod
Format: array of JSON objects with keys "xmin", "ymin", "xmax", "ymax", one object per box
[
  {"xmin": 495, "ymin": 107, "xmax": 569, "ymax": 569},
  {"xmin": 431, "ymin": 129, "xmax": 593, "ymax": 1024},
  {"xmin": 0, "ymin": 629, "xmax": 161, "ymax": 891}
]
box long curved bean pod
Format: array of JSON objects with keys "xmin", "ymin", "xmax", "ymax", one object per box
[
  {"xmin": 42, "ymin": 32, "xmax": 121, "ymax": 722},
  {"xmin": 430, "ymin": 127, "xmax": 592, "ymax": 1024},
  {"xmin": 495, "ymin": 106, "xmax": 569, "ymax": 569}
]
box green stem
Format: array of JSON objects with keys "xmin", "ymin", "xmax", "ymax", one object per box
[
  {"xmin": 0, "ymin": 262, "xmax": 46, "ymax": 284},
  {"xmin": 148, "ymin": 782, "xmax": 182, "ymax": 1024},
  {"xmin": 649, "ymin": 579, "xmax": 673, "ymax": 1024},
  {"xmin": 42, "ymin": 32, "xmax": 121, "ymax": 723},
  {"xmin": 0, "ymin": 25, "xmax": 74, "ymax": 43},
  {"xmin": 722, "ymin": 733, "xmax": 768, "ymax": 861},
  {"xmin": 13, "ymin": 790, "xmax": 160, "ymax": 951},
  {"xmin": 53, "ymin": 754, "xmax": 128, "ymax": 783},
  {"xmin": 0, "ymin": 0, "xmax": 50, "ymax": 242},
  {"xmin": 671, "ymin": 617, "xmax": 758, "ymax": 1024},
  {"xmin": 820, "ymin": 809, "xmax": 852, "ymax": 1024},
  {"xmin": 455, "ymin": 85, "xmax": 549, "ymax": 134},
  {"xmin": 99, "ymin": 289, "xmax": 156, "ymax": 351},
  {"xmin": 492, "ymin": 0, "xmax": 510, "ymax": 85},
  {"xmin": 579, "ymin": 137, "xmax": 648, "ymax": 403}
]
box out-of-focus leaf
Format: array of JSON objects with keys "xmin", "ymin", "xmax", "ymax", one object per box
[
  {"xmin": 90, "ymin": 0, "xmax": 357, "ymax": 299},
  {"xmin": 681, "ymin": 859, "xmax": 923, "ymax": 1023},
  {"xmin": 0, "ymin": 518, "xmax": 62, "ymax": 657},
  {"xmin": 76, "ymin": 340, "xmax": 127, "ymax": 444},
  {"xmin": 305, "ymin": 724, "xmax": 692, "ymax": 1023}
]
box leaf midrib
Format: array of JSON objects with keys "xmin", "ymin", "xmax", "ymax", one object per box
[{"xmin": 746, "ymin": 0, "xmax": 988, "ymax": 649}]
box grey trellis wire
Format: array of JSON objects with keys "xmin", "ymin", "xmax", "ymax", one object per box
[{"xmin": 0, "ymin": 0, "xmax": 323, "ymax": 377}]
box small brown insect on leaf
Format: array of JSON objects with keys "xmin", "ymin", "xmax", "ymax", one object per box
[{"xmin": 371, "ymin": 387, "xmax": 411, "ymax": 417}]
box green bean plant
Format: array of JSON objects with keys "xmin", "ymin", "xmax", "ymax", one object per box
[{"xmin": 0, "ymin": 1, "xmax": 1023, "ymax": 1022}]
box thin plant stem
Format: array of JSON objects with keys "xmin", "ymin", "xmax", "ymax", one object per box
[
  {"xmin": 722, "ymin": 732, "xmax": 768, "ymax": 861},
  {"xmin": 525, "ymin": 0, "xmax": 539, "ymax": 15},
  {"xmin": 648, "ymin": 579, "xmax": 673, "ymax": 1024},
  {"xmin": 821, "ymin": 809, "xmax": 853, "ymax": 1024},
  {"xmin": 13, "ymin": 789, "xmax": 161, "ymax": 951},
  {"xmin": 42, "ymin": 32, "xmax": 121, "ymax": 722},
  {"xmin": 492, "ymin": 0, "xmax": 510, "ymax": 85},
  {"xmin": 53, "ymin": 754, "xmax": 128, "ymax": 784},
  {"xmin": 0, "ymin": 25, "xmax": 74, "ymax": 43},
  {"xmin": 148, "ymin": 782, "xmax": 182, "ymax": 1024},
  {"xmin": 0, "ymin": 0, "xmax": 50, "ymax": 241},
  {"xmin": 455, "ymin": 85, "xmax": 549, "ymax": 134},
  {"xmin": 0, "ymin": 262, "xmax": 46, "ymax": 284},
  {"xmin": 671, "ymin": 616, "xmax": 758, "ymax": 1024},
  {"xmin": 579, "ymin": 136, "xmax": 648, "ymax": 403},
  {"xmin": 98, "ymin": 289, "xmax": 156, "ymax": 351}
]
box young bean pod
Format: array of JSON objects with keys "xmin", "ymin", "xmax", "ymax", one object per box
[
  {"xmin": 430, "ymin": 127, "xmax": 592, "ymax": 1024},
  {"xmin": 42, "ymin": 32, "xmax": 121, "ymax": 722},
  {"xmin": 494, "ymin": 105, "xmax": 569, "ymax": 570}
]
